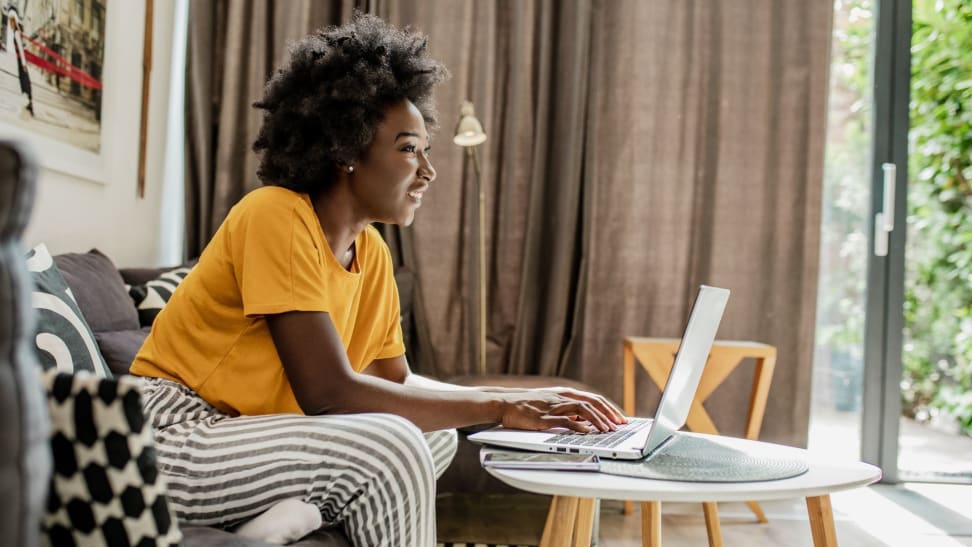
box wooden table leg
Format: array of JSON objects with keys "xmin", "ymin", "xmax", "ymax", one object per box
[
  {"xmin": 702, "ymin": 502, "xmax": 723, "ymax": 547},
  {"xmin": 623, "ymin": 343, "xmax": 636, "ymax": 516},
  {"xmin": 641, "ymin": 501, "xmax": 661, "ymax": 547},
  {"xmin": 572, "ymin": 498, "xmax": 597, "ymax": 547},
  {"xmin": 541, "ymin": 496, "xmax": 580, "ymax": 547},
  {"xmin": 806, "ymin": 495, "xmax": 838, "ymax": 547}
]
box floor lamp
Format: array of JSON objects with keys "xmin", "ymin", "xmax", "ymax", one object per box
[{"xmin": 453, "ymin": 101, "xmax": 488, "ymax": 375}]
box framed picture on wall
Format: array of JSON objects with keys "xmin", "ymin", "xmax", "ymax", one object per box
[{"xmin": 0, "ymin": 0, "xmax": 109, "ymax": 183}]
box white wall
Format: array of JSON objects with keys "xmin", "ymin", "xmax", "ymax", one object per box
[{"xmin": 22, "ymin": 1, "xmax": 179, "ymax": 268}]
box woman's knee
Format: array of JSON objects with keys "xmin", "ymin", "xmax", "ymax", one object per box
[
  {"xmin": 425, "ymin": 428, "xmax": 458, "ymax": 479},
  {"xmin": 362, "ymin": 413, "xmax": 435, "ymax": 472}
]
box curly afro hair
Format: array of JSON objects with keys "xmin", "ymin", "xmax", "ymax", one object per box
[{"xmin": 252, "ymin": 13, "xmax": 449, "ymax": 194}]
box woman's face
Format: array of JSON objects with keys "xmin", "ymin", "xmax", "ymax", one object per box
[{"xmin": 350, "ymin": 99, "xmax": 436, "ymax": 226}]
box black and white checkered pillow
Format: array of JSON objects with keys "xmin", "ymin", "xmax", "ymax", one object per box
[
  {"xmin": 127, "ymin": 266, "xmax": 192, "ymax": 327},
  {"xmin": 41, "ymin": 370, "xmax": 182, "ymax": 546}
]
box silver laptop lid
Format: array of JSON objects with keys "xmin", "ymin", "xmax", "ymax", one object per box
[{"xmin": 643, "ymin": 285, "xmax": 730, "ymax": 455}]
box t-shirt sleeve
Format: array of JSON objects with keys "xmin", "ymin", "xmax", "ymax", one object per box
[{"xmin": 231, "ymin": 194, "xmax": 329, "ymax": 317}]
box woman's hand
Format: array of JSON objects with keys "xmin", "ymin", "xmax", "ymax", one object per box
[
  {"xmin": 496, "ymin": 391, "xmax": 622, "ymax": 433},
  {"xmin": 543, "ymin": 387, "xmax": 628, "ymax": 425}
]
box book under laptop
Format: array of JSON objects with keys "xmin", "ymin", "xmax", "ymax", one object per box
[{"xmin": 469, "ymin": 285, "xmax": 730, "ymax": 461}]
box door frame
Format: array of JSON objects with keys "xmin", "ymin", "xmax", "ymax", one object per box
[{"xmin": 860, "ymin": 0, "xmax": 911, "ymax": 484}]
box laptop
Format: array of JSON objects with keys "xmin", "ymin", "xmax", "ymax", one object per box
[{"xmin": 469, "ymin": 285, "xmax": 730, "ymax": 461}]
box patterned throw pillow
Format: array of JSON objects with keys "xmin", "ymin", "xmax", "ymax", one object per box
[
  {"xmin": 27, "ymin": 243, "xmax": 111, "ymax": 377},
  {"xmin": 128, "ymin": 266, "xmax": 192, "ymax": 327},
  {"xmin": 41, "ymin": 370, "xmax": 182, "ymax": 547}
]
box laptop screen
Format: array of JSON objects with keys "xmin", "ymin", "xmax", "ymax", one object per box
[{"xmin": 643, "ymin": 285, "xmax": 730, "ymax": 455}]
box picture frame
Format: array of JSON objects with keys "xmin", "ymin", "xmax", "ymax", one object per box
[{"xmin": 0, "ymin": 0, "xmax": 111, "ymax": 184}]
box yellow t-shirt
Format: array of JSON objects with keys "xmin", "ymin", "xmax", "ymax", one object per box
[{"xmin": 130, "ymin": 186, "xmax": 405, "ymax": 416}]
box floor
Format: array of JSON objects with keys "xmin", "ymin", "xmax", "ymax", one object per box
[{"xmin": 437, "ymin": 481, "xmax": 972, "ymax": 546}]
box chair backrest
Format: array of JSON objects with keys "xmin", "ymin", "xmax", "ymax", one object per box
[{"xmin": 0, "ymin": 140, "xmax": 51, "ymax": 547}]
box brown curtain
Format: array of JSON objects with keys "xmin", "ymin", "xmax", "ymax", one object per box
[
  {"xmin": 184, "ymin": 0, "xmax": 356, "ymax": 258},
  {"xmin": 574, "ymin": 1, "xmax": 832, "ymax": 446},
  {"xmin": 380, "ymin": 0, "xmax": 832, "ymax": 447},
  {"xmin": 185, "ymin": 0, "xmax": 832, "ymax": 447}
]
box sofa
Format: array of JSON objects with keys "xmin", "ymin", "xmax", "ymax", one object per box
[{"xmin": 0, "ymin": 140, "xmax": 350, "ymax": 547}]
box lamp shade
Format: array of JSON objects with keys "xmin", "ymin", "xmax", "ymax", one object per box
[{"xmin": 453, "ymin": 101, "xmax": 487, "ymax": 147}]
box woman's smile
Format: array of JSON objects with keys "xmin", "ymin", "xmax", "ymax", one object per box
[{"xmin": 407, "ymin": 183, "xmax": 429, "ymax": 204}]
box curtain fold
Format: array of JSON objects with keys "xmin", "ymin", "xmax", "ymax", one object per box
[
  {"xmin": 184, "ymin": 0, "xmax": 833, "ymax": 446},
  {"xmin": 508, "ymin": 1, "xmax": 593, "ymax": 378}
]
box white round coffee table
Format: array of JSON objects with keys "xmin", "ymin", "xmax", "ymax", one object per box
[{"xmin": 483, "ymin": 435, "xmax": 881, "ymax": 547}]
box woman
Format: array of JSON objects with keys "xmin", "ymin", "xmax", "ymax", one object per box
[{"xmin": 131, "ymin": 14, "xmax": 623, "ymax": 546}]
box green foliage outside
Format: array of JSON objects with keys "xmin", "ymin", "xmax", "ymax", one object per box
[
  {"xmin": 904, "ymin": 0, "xmax": 972, "ymax": 434},
  {"xmin": 820, "ymin": 0, "xmax": 972, "ymax": 434}
]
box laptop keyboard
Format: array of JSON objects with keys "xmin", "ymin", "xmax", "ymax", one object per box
[{"xmin": 544, "ymin": 418, "xmax": 652, "ymax": 448}]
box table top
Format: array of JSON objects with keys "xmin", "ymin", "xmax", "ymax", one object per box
[{"xmin": 483, "ymin": 434, "xmax": 881, "ymax": 503}]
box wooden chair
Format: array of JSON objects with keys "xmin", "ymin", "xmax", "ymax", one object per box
[{"xmin": 622, "ymin": 337, "xmax": 778, "ymax": 547}]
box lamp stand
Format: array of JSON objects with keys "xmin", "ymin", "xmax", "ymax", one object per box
[{"xmin": 468, "ymin": 146, "xmax": 487, "ymax": 376}]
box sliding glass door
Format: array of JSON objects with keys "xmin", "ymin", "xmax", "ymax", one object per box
[
  {"xmin": 889, "ymin": 0, "xmax": 972, "ymax": 482},
  {"xmin": 859, "ymin": 0, "xmax": 910, "ymax": 483},
  {"xmin": 814, "ymin": 0, "xmax": 972, "ymax": 483}
]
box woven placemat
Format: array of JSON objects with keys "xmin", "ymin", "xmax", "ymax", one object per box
[{"xmin": 599, "ymin": 433, "xmax": 809, "ymax": 483}]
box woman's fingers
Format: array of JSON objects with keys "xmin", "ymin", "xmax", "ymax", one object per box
[
  {"xmin": 501, "ymin": 393, "xmax": 623, "ymax": 433},
  {"xmin": 554, "ymin": 390, "xmax": 628, "ymax": 424},
  {"xmin": 593, "ymin": 395, "xmax": 628, "ymax": 423},
  {"xmin": 546, "ymin": 401, "xmax": 615, "ymax": 432},
  {"xmin": 542, "ymin": 415, "xmax": 596, "ymax": 433}
]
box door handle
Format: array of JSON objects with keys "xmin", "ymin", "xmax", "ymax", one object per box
[{"xmin": 874, "ymin": 163, "xmax": 896, "ymax": 256}]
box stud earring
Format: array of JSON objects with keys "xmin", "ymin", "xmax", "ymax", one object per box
[{"xmin": 346, "ymin": 165, "xmax": 354, "ymax": 173}]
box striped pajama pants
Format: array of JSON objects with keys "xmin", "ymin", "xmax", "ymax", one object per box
[{"xmin": 139, "ymin": 377, "xmax": 458, "ymax": 547}]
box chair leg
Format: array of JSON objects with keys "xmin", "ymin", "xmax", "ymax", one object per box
[
  {"xmin": 702, "ymin": 502, "xmax": 724, "ymax": 547},
  {"xmin": 746, "ymin": 500, "xmax": 769, "ymax": 523},
  {"xmin": 640, "ymin": 501, "xmax": 661, "ymax": 547}
]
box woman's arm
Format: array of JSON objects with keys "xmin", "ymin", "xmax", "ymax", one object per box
[
  {"xmin": 267, "ymin": 310, "xmax": 623, "ymax": 432},
  {"xmin": 363, "ymin": 356, "xmax": 627, "ymax": 423}
]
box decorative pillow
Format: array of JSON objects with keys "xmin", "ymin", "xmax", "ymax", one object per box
[
  {"xmin": 94, "ymin": 327, "xmax": 152, "ymax": 376},
  {"xmin": 53, "ymin": 249, "xmax": 141, "ymax": 333},
  {"xmin": 128, "ymin": 266, "xmax": 192, "ymax": 327},
  {"xmin": 27, "ymin": 243, "xmax": 111, "ymax": 377},
  {"xmin": 41, "ymin": 370, "xmax": 182, "ymax": 546}
]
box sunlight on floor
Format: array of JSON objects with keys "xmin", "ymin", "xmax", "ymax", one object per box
[{"xmin": 830, "ymin": 484, "xmax": 972, "ymax": 547}]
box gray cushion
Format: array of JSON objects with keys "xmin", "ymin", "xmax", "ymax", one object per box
[
  {"xmin": 0, "ymin": 140, "xmax": 53, "ymax": 547},
  {"xmin": 94, "ymin": 327, "xmax": 151, "ymax": 376},
  {"xmin": 54, "ymin": 249, "xmax": 140, "ymax": 333}
]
